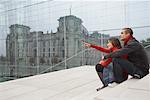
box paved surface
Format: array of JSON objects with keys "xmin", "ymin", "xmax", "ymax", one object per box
[{"xmin": 0, "ymin": 65, "xmax": 149, "ymax": 100}]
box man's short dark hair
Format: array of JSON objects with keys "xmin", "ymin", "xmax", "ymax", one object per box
[{"xmin": 122, "ymin": 28, "xmax": 133, "ymax": 35}]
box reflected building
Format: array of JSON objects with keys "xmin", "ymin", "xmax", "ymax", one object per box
[
  {"xmin": 84, "ymin": 31, "xmax": 110, "ymax": 65},
  {"xmin": 6, "ymin": 24, "xmax": 30, "ymax": 66},
  {"xmin": 6, "ymin": 15, "xmax": 110, "ymax": 76},
  {"xmin": 6, "ymin": 24, "xmax": 30, "ymax": 77}
]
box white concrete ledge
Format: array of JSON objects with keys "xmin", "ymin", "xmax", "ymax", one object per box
[
  {"xmin": 0, "ymin": 66, "xmax": 149, "ymax": 100},
  {"xmin": 95, "ymin": 74, "xmax": 150, "ymax": 100}
]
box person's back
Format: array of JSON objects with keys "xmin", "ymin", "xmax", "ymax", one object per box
[{"xmin": 126, "ymin": 38, "xmax": 149, "ymax": 74}]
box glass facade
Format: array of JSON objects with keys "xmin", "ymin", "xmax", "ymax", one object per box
[{"xmin": 0, "ymin": 0, "xmax": 150, "ymax": 82}]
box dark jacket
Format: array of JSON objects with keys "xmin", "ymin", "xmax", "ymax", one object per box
[{"xmin": 104, "ymin": 38, "xmax": 149, "ymax": 74}]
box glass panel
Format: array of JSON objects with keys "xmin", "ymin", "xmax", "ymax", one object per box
[{"xmin": 0, "ymin": 0, "xmax": 149, "ymax": 82}]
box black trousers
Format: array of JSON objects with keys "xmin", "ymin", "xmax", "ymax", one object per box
[
  {"xmin": 95, "ymin": 64, "xmax": 106, "ymax": 86},
  {"xmin": 95, "ymin": 64, "xmax": 104, "ymax": 73},
  {"xmin": 113, "ymin": 58, "xmax": 145, "ymax": 83}
]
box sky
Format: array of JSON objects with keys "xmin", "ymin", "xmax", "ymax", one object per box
[{"xmin": 0, "ymin": 0, "xmax": 150, "ymax": 56}]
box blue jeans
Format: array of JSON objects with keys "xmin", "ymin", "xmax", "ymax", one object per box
[
  {"xmin": 95, "ymin": 63, "xmax": 114, "ymax": 86},
  {"xmin": 103, "ymin": 63, "xmax": 114, "ymax": 85}
]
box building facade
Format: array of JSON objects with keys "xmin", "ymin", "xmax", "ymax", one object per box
[
  {"xmin": 6, "ymin": 15, "xmax": 110, "ymax": 77},
  {"xmin": 6, "ymin": 24, "xmax": 30, "ymax": 77}
]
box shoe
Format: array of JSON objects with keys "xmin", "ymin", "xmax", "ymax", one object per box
[
  {"xmin": 108, "ymin": 82, "xmax": 118, "ymax": 88},
  {"xmin": 96, "ymin": 85, "xmax": 107, "ymax": 91},
  {"xmin": 133, "ymin": 74, "xmax": 141, "ymax": 79}
]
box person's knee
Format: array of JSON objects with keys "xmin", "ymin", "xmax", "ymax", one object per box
[
  {"xmin": 113, "ymin": 58, "xmax": 126, "ymax": 66},
  {"xmin": 95, "ymin": 64, "xmax": 104, "ymax": 72}
]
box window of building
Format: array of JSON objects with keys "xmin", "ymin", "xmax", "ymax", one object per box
[
  {"xmin": 34, "ymin": 49, "xmax": 37, "ymax": 57},
  {"xmin": 62, "ymin": 50, "xmax": 64, "ymax": 58},
  {"xmin": 49, "ymin": 48, "xmax": 50, "ymax": 57},
  {"xmin": 43, "ymin": 41, "xmax": 45, "ymax": 47},
  {"xmin": 33, "ymin": 41, "xmax": 36, "ymax": 47},
  {"xmin": 53, "ymin": 48, "xmax": 55, "ymax": 51},
  {"xmin": 62, "ymin": 38, "xmax": 64, "ymax": 46},
  {"xmin": 43, "ymin": 48, "xmax": 45, "ymax": 57}
]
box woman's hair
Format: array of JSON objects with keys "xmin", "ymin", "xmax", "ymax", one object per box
[{"xmin": 108, "ymin": 37, "xmax": 122, "ymax": 49}]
